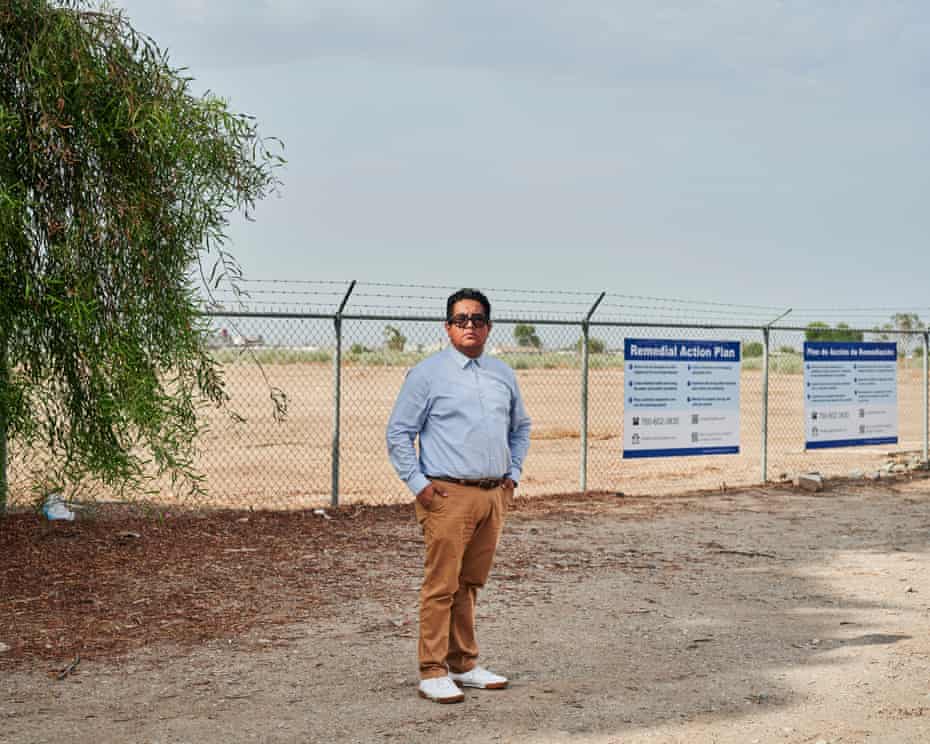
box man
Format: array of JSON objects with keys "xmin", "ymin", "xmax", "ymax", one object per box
[{"xmin": 386, "ymin": 288, "xmax": 532, "ymax": 704}]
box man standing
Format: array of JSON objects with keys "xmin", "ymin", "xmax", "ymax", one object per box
[{"xmin": 387, "ymin": 288, "xmax": 531, "ymax": 703}]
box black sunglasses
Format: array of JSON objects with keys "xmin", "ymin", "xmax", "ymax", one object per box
[{"xmin": 447, "ymin": 313, "xmax": 489, "ymax": 329}]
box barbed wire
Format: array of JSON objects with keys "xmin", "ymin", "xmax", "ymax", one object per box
[
  {"xmin": 352, "ymin": 292, "xmax": 599, "ymax": 307},
  {"xmin": 234, "ymin": 279, "xmax": 785, "ymax": 309},
  {"xmin": 198, "ymin": 279, "xmax": 930, "ymax": 329},
  {"xmin": 202, "ymin": 302, "xmax": 339, "ymax": 313},
  {"xmin": 354, "ymin": 280, "xmax": 597, "ymax": 296},
  {"xmin": 210, "ymin": 288, "xmax": 350, "ymax": 298},
  {"xmin": 238, "ymin": 278, "xmax": 352, "ymax": 286},
  {"xmin": 598, "ymin": 303, "xmax": 784, "ymax": 319},
  {"xmin": 791, "ymin": 304, "xmax": 930, "ymax": 312}
]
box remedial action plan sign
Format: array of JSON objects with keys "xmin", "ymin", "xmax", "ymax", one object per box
[
  {"xmin": 804, "ymin": 342, "xmax": 898, "ymax": 449},
  {"xmin": 623, "ymin": 339, "xmax": 741, "ymax": 458}
]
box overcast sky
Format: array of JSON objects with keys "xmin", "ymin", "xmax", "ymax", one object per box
[{"xmin": 114, "ymin": 1, "xmax": 930, "ymax": 312}]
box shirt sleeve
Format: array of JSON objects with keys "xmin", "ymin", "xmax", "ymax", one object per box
[
  {"xmin": 507, "ymin": 371, "xmax": 531, "ymax": 483},
  {"xmin": 386, "ymin": 367, "xmax": 431, "ymax": 497}
]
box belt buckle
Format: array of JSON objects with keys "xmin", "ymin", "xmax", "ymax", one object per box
[{"xmin": 478, "ymin": 478, "xmax": 497, "ymax": 489}]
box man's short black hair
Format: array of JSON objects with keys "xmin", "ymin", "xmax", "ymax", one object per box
[{"xmin": 446, "ymin": 288, "xmax": 491, "ymax": 321}]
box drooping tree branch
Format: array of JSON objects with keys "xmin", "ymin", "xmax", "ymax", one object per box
[{"xmin": 0, "ymin": 0, "xmax": 284, "ymax": 504}]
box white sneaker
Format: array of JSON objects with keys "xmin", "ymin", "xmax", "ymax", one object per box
[
  {"xmin": 449, "ymin": 665, "xmax": 508, "ymax": 690},
  {"xmin": 418, "ymin": 676, "xmax": 465, "ymax": 703}
]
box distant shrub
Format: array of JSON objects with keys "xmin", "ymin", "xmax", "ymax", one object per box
[
  {"xmin": 742, "ymin": 354, "xmax": 802, "ymax": 374},
  {"xmin": 514, "ymin": 323, "xmax": 542, "ymax": 349},
  {"xmin": 383, "ymin": 325, "xmax": 406, "ymax": 352},
  {"xmin": 573, "ymin": 337, "xmax": 606, "ymax": 354},
  {"xmin": 212, "ymin": 348, "xmax": 332, "ymax": 364},
  {"xmin": 742, "ymin": 341, "xmax": 764, "ymax": 358}
]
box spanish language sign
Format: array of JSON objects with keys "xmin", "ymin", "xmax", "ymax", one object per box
[
  {"xmin": 803, "ymin": 342, "xmax": 898, "ymax": 449},
  {"xmin": 623, "ymin": 339, "xmax": 741, "ymax": 458}
]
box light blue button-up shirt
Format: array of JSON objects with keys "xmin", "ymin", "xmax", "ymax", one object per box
[{"xmin": 386, "ymin": 346, "xmax": 532, "ymax": 496}]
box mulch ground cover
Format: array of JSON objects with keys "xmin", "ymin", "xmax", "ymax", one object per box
[{"xmin": 0, "ymin": 492, "xmax": 628, "ymax": 674}]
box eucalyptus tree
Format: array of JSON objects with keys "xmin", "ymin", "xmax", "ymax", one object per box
[{"xmin": 0, "ymin": 0, "xmax": 284, "ymax": 511}]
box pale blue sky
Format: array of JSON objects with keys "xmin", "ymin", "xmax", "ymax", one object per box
[{"xmin": 116, "ymin": 1, "xmax": 930, "ymax": 313}]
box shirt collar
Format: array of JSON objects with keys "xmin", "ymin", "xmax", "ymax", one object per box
[{"xmin": 447, "ymin": 345, "xmax": 485, "ymax": 368}]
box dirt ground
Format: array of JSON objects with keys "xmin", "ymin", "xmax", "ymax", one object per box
[{"xmin": 3, "ymin": 476, "xmax": 930, "ymax": 743}]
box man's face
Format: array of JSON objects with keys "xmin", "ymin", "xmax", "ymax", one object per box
[{"xmin": 446, "ymin": 299, "xmax": 491, "ymax": 358}]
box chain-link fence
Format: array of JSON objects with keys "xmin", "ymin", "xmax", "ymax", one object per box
[{"xmin": 6, "ymin": 281, "xmax": 929, "ymax": 508}]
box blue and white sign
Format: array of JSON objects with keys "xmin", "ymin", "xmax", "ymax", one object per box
[
  {"xmin": 623, "ymin": 339, "xmax": 741, "ymax": 458},
  {"xmin": 804, "ymin": 342, "xmax": 898, "ymax": 449}
]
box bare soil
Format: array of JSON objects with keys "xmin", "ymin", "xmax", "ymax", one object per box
[{"xmin": 3, "ymin": 477, "xmax": 930, "ymax": 743}]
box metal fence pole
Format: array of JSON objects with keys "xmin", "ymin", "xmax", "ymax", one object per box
[
  {"xmin": 921, "ymin": 331, "xmax": 930, "ymax": 462},
  {"xmin": 761, "ymin": 327, "xmax": 770, "ymax": 484},
  {"xmin": 580, "ymin": 323, "xmax": 590, "ymax": 493},
  {"xmin": 0, "ymin": 335, "xmax": 7, "ymax": 516},
  {"xmin": 580, "ymin": 292, "xmax": 606, "ymax": 493},
  {"xmin": 331, "ymin": 281, "xmax": 356, "ymax": 507},
  {"xmin": 759, "ymin": 309, "xmax": 791, "ymax": 485}
]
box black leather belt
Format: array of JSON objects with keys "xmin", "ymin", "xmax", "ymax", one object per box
[{"xmin": 429, "ymin": 476, "xmax": 506, "ymax": 490}]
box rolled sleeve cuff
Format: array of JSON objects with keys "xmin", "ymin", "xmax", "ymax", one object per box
[
  {"xmin": 406, "ymin": 472, "xmax": 430, "ymax": 497},
  {"xmin": 508, "ymin": 466, "xmax": 522, "ymax": 484}
]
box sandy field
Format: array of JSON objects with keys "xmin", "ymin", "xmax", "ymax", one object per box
[
  {"xmin": 3, "ymin": 477, "xmax": 930, "ymax": 743},
  {"xmin": 185, "ymin": 362, "xmax": 926, "ymax": 507},
  {"xmin": 7, "ymin": 362, "xmax": 927, "ymax": 509}
]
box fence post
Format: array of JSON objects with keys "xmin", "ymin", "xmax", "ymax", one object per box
[
  {"xmin": 759, "ymin": 309, "xmax": 791, "ymax": 485},
  {"xmin": 331, "ymin": 281, "xmax": 356, "ymax": 507},
  {"xmin": 580, "ymin": 292, "xmax": 606, "ymax": 493},
  {"xmin": 922, "ymin": 331, "xmax": 930, "ymax": 462},
  {"xmin": 761, "ymin": 326, "xmax": 770, "ymax": 484},
  {"xmin": 0, "ymin": 333, "xmax": 7, "ymax": 516}
]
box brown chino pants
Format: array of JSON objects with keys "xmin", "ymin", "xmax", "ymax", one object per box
[{"xmin": 414, "ymin": 480, "xmax": 508, "ymax": 680}]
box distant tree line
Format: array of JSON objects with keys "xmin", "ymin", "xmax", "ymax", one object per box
[
  {"xmin": 804, "ymin": 314, "xmax": 926, "ymax": 356},
  {"xmin": 804, "ymin": 322, "xmax": 863, "ymax": 342},
  {"xmin": 364, "ymin": 315, "xmax": 926, "ymax": 363}
]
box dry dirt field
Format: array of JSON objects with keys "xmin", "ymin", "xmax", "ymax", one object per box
[
  {"xmin": 3, "ymin": 476, "xmax": 930, "ymax": 743},
  {"xmin": 8, "ymin": 362, "xmax": 925, "ymax": 510},
  {"xmin": 11, "ymin": 361, "xmax": 909, "ymax": 510}
]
